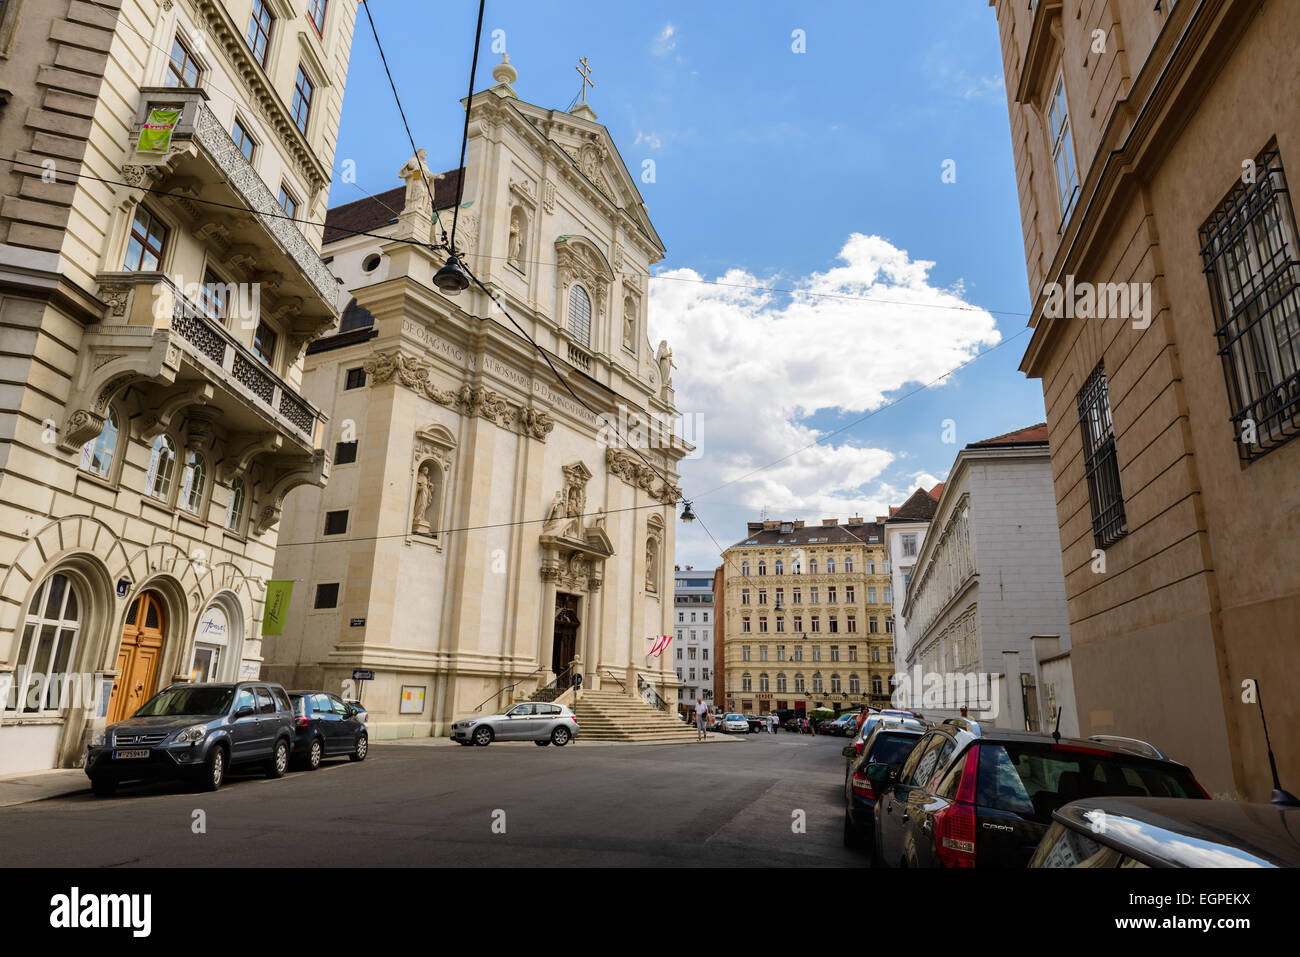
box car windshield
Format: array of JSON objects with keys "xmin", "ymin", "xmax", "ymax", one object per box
[
  {"xmin": 977, "ymin": 742, "xmax": 1204, "ymax": 824},
  {"xmin": 726, "ymin": 714, "xmax": 743, "ymax": 720},
  {"xmin": 134, "ymin": 686, "xmax": 233, "ymax": 717}
]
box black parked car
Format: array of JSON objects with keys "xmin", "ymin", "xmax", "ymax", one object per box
[
  {"xmin": 1030, "ymin": 796, "xmax": 1300, "ymax": 868},
  {"xmin": 288, "ymin": 691, "xmax": 369, "ymax": 769},
  {"xmin": 85, "ymin": 682, "xmax": 296, "ymax": 795},
  {"xmin": 869, "ymin": 719, "xmax": 1209, "ymax": 868},
  {"xmin": 843, "ymin": 722, "xmax": 926, "ymax": 852}
]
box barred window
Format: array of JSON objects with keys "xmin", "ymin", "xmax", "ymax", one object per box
[
  {"xmin": 1076, "ymin": 362, "xmax": 1127, "ymax": 548},
  {"xmin": 1199, "ymin": 146, "xmax": 1300, "ymax": 462}
]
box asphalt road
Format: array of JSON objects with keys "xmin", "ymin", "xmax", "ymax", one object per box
[{"xmin": 0, "ymin": 730, "xmax": 865, "ymax": 867}]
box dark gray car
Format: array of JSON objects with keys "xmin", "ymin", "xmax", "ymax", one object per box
[{"xmin": 84, "ymin": 681, "xmax": 296, "ymax": 795}]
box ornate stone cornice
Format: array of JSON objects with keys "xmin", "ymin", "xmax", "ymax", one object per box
[
  {"xmin": 605, "ymin": 447, "xmax": 679, "ymax": 503},
  {"xmin": 364, "ymin": 349, "xmax": 559, "ymax": 440}
]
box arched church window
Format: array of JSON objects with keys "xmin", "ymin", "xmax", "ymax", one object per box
[{"xmin": 567, "ymin": 284, "xmax": 592, "ymax": 347}]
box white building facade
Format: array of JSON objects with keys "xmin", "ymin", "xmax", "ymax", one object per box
[
  {"xmin": 884, "ymin": 487, "xmax": 938, "ymax": 693},
  {"xmin": 672, "ymin": 567, "xmax": 714, "ymax": 710},
  {"xmin": 900, "ymin": 426, "xmax": 1074, "ymax": 731}
]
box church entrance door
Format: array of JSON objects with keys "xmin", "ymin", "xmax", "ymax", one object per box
[{"xmin": 553, "ymin": 594, "xmax": 580, "ymax": 689}]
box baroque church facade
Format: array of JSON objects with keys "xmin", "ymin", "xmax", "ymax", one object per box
[{"xmin": 265, "ymin": 56, "xmax": 691, "ymax": 736}]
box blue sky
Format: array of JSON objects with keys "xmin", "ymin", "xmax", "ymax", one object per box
[{"xmin": 331, "ymin": 0, "xmax": 1046, "ymax": 568}]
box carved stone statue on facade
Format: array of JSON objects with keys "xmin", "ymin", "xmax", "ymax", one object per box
[
  {"xmin": 656, "ymin": 340, "xmax": 675, "ymax": 388},
  {"xmin": 543, "ymin": 490, "xmax": 567, "ymax": 533},
  {"xmin": 412, "ymin": 465, "xmax": 434, "ymax": 533}
]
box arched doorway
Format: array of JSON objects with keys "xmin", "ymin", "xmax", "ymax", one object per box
[
  {"xmin": 552, "ymin": 595, "xmax": 580, "ymax": 689},
  {"xmin": 108, "ymin": 591, "xmax": 167, "ymax": 723}
]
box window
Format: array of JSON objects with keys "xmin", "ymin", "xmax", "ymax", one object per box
[
  {"xmin": 871, "ymin": 674, "xmax": 883, "ymax": 695},
  {"xmin": 794, "ymin": 674, "xmax": 805, "ymax": 693},
  {"xmin": 566, "ymin": 284, "xmax": 593, "ymax": 346},
  {"xmin": 847, "ymin": 615, "xmax": 857, "ymax": 634},
  {"xmin": 830, "ymin": 645, "xmax": 840, "ymax": 661},
  {"xmin": 872, "ymin": 646, "xmax": 881, "ymax": 663},
  {"xmin": 776, "ymin": 644, "xmax": 785, "ymax": 661},
  {"xmin": 1047, "ymin": 70, "xmax": 1078, "ymax": 218},
  {"xmin": 741, "ymin": 645, "xmax": 751, "ymax": 661},
  {"xmin": 253, "ymin": 320, "xmax": 278, "ymax": 367},
  {"xmin": 1200, "ymin": 146, "xmax": 1300, "ymax": 461},
  {"xmin": 144, "ymin": 434, "xmax": 177, "ymax": 501},
  {"xmin": 775, "ymin": 617, "xmax": 785, "ymax": 633},
  {"xmin": 741, "ymin": 618, "xmax": 751, "ymax": 634},
  {"xmin": 758, "ymin": 618, "xmax": 768, "ymax": 634},
  {"xmin": 869, "ymin": 617, "xmax": 879, "ymax": 634},
  {"xmin": 742, "ymin": 674, "xmax": 752, "ymax": 693},
  {"xmin": 868, "ymin": 587, "xmax": 877, "ymax": 604},
  {"xmin": 812, "ymin": 672, "xmax": 823, "ymax": 693},
  {"xmin": 831, "ymin": 674, "xmax": 841, "ymax": 694},
  {"xmin": 9, "ymin": 574, "xmax": 82, "ymax": 713},
  {"xmin": 345, "ymin": 367, "xmax": 367, "ymax": 390},
  {"xmin": 792, "ymin": 647, "xmax": 803, "ymax": 662},
  {"xmin": 810, "ymin": 616, "xmax": 820, "ymax": 634},
  {"xmin": 278, "ymin": 183, "xmax": 298, "ymax": 219},
  {"xmin": 307, "ymin": 0, "xmax": 327, "ymax": 35},
  {"xmin": 758, "ymin": 589, "xmax": 767, "ymax": 605},
  {"xmin": 886, "ymin": 617, "xmax": 894, "ymax": 635},
  {"xmin": 758, "ymin": 561, "xmax": 767, "ymax": 576},
  {"xmin": 291, "ymin": 65, "xmax": 314, "ymax": 135},
  {"xmin": 179, "ymin": 451, "xmax": 206, "ymax": 514},
  {"xmin": 775, "ymin": 559, "xmax": 783, "ymax": 575},
  {"xmin": 165, "ymin": 35, "xmax": 202, "ymax": 88},
  {"xmin": 828, "ymin": 586, "xmax": 837, "ymax": 603},
  {"xmin": 231, "ymin": 116, "xmax": 256, "ymax": 163},
  {"xmin": 827, "ymin": 558, "xmax": 835, "ymax": 574},
  {"xmin": 809, "ymin": 559, "xmax": 817, "ymax": 574},
  {"xmin": 1077, "ymin": 361, "xmax": 1128, "ymax": 548},
  {"xmin": 849, "ymin": 674, "xmax": 860, "ymax": 694},
  {"xmin": 844, "ymin": 558, "xmax": 853, "ymax": 573},
  {"xmin": 741, "ymin": 561, "xmax": 749, "ymax": 576},
  {"xmin": 777, "ymin": 673, "xmax": 787, "ymax": 692},
  {"xmin": 829, "ymin": 616, "xmax": 839, "ymax": 634},
  {"xmin": 225, "ymin": 478, "xmax": 247, "ymax": 533},
  {"xmin": 334, "ymin": 440, "xmax": 358, "ymax": 465},
  {"xmin": 246, "ymin": 0, "xmax": 273, "ymax": 66},
  {"xmin": 741, "ymin": 589, "xmax": 750, "ymax": 605},
  {"xmin": 323, "ymin": 510, "xmax": 348, "ymax": 535},
  {"xmin": 201, "ymin": 269, "xmax": 229, "ymax": 321},
  {"xmin": 124, "ymin": 206, "xmax": 167, "ymax": 271},
  {"xmin": 810, "ymin": 587, "xmax": 819, "ymax": 604},
  {"xmin": 80, "ymin": 406, "xmax": 118, "ymax": 478},
  {"xmin": 902, "ymin": 533, "xmax": 918, "ymax": 558},
  {"xmin": 314, "ymin": 582, "xmax": 339, "ymax": 609},
  {"xmin": 759, "ymin": 674, "xmax": 769, "ymax": 692}
]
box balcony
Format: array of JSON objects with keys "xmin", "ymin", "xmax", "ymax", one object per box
[
  {"xmin": 123, "ymin": 87, "xmax": 337, "ymax": 334},
  {"xmin": 60, "ymin": 274, "xmax": 329, "ymax": 533}
]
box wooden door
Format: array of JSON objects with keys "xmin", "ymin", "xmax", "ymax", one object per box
[{"xmin": 108, "ymin": 592, "xmax": 166, "ymax": 724}]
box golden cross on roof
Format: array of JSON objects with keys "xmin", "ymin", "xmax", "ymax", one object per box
[{"xmin": 575, "ymin": 56, "xmax": 595, "ymax": 104}]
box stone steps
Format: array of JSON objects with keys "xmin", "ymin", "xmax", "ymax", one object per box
[{"xmin": 572, "ymin": 689, "xmax": 700, "ymax": 741}]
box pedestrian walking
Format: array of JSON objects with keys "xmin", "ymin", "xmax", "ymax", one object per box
[
  {"xmin": 769, "ymin": 713, "xmax": 777, "ymax": 734},
  {"xmin": 695, "ymin": 698, "xmax": 708, "ymax": 741}
]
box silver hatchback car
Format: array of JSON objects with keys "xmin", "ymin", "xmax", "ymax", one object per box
[{"xmin": 451, "ymin": 702, "xmax": 579, "ymax": 747}]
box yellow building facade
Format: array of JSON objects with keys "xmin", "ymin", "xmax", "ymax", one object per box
[{"xmin": 720, "ymin": 519, "xmax": 894, "ymax": 716}]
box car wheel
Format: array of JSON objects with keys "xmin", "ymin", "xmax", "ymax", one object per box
[
  {"xmin": 535, "ymin": 740, "xmax": 551, "ymax": 747},
  {"xmin": 304, "ymin": 737, "xmax": 323, "ymax": 770},
  {"xmin": 551, "ymin": 726, "xmax": 571, "ymax": 747},
  {"xmin": 843, "ymin": 810, "xmax": 863, "ymax": 850},
  {"xmin": 89, "ymin": 776, "xmax": 117, "ymax": 797},
  {"xmin": 266, "ymin": 739, "xmax": 289, "ymax": 778},
  {"xmin": 200, "ymin": 745, "xmax": 226, "ymax": 792},
  {"xmin": 350, "ymin": 732, "xmax": 369, "ymax": 761}
]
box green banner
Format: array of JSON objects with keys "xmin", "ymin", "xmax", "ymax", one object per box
[
  {"xmin": 137, "ymin": 108, "xmax": 181, "ymax": 154},
  {"xmin": 262, "ymin": 580, "xmax": 294, "ymax": 637}
]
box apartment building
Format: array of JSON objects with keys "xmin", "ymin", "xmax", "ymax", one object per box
[
  {"xmin": 0, "ymin": 0, "xmax": 359, "ymax": 773},
  {"xmin": 719, "ymin": 518, "xmax": 895, "ymax": 715},
  {"xmin": 990, "ymin": 0, "xmax": 1299, "ymax": 796},
  {"xmin": 672, "ymin": 567, "xmax": 714, "ymax": 708}
]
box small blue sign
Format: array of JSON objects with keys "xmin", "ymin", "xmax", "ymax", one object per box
[{"xmin": 352, "ymin": 669, "xmax": 375, "ymax": 681}]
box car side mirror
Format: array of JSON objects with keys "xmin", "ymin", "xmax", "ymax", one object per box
[
  {"xmin": 864, "ymin": 762, "xmax": 893, "ymax": 784},
  {"xmin": 234, "ymin": 706, "xmax": 255, "ymax": 720}
]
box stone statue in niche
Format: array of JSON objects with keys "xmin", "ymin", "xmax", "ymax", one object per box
[
  {"xmin": 508, "ymin": 207, "xmax": 526, "ymax": 268},
  {"xmin": 623, "ymin": 298, "xmax": 635, "ymax": 349},
  {"xmin": 412, "ymin": 464, "xmax": 435, "ymax": 534},
  {"xmin": 645, "ymin": 539, "xmax": 658, "ymax": 590}
]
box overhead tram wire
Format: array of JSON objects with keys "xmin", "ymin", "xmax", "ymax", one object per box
[
  {"xmin": 448, "ymin": 0, "xmax": 487, "ymax": 255},
  {"xmin": 359, "ymin": 0, "xmax": 449, "ymax": 248}
]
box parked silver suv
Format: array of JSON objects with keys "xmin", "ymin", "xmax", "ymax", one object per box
[{"xmin": 451, "ymin": 702, "xmax": 578, "ymax": 747}]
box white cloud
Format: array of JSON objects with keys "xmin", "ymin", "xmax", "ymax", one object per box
[
  {"xmin": 652, "ymin": 23, "xmax": 677, "ymax": 56},
  {"xmin": 962, "ymin": 74, "xmax": 1005, "ymax": 100},
  {"xmin": 648, "ymin": 234, "xmax": 999, "ymax": 558},
  {"xmin": 635, "ymin": 130, "xmax": 663, "ymax": 149}
]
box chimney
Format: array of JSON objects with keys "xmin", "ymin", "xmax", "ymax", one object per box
[
  {"xmin": 793, "ymin": 520, "xmax": 805, "ymax": 528},
  {"xmin": 822, "ymin": 518, "xmax": 838, "ymax": 526},
  {"xmin": 763, "ymin": 521, "xmax": 779, "ymax": 530},
  {"xmin": 747, "ymin": 522, "xmax": 764, "ymax": 534},
  {"xmin": 848, "ymin": 515, "xmax": 863, "ymax": 524}
]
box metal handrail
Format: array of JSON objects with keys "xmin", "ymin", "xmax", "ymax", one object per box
[
  {"xmin": 472, "ymin": 666, "xmax": 544, "ymax": 713},
  {"xmin": 636, "ymin": 673, "xmax": 670, "ymax": 712},
  {"xmin": 534, "ymin": 663, "xmax": 576, "ymax": 697},
  {"xmin": 601, "ymin": 670, "xmax": 628, "ymax": 695}
]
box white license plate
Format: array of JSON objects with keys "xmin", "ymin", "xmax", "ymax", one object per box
[{"xmin": 112, "ymin": 749, "xmax": 150, "ymax": 760}]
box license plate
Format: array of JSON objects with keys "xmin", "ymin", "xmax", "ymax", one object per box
[{"xmin": 112, "ymin": 749, "xmax": 150, "ymax": 760}]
